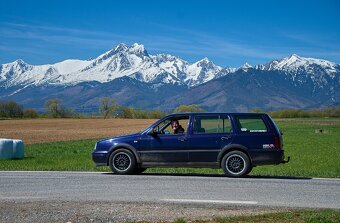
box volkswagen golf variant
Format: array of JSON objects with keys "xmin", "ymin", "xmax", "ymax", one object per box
[{"xmin": 92, "ymin": 113, "xmax": 289, "ymax": 177}]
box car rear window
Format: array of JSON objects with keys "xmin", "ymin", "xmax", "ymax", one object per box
[
  {"xmin": 235, "ymin": 116, "xmax": 268, "ymax": 133},
  {"xmin": 194, "ymin": 115, "xmax": 232, "ymax": 134}
]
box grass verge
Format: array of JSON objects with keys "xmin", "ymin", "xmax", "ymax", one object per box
[
  {"xmin": 0, "ymin": 119, "xmax": 339, "ymax": 178},
  {"xmin": 0, "ymin": 139, "xmax": 106, "ymax": 171},
  {"xmin": 176, "ymin": 209, "xmax": 340, "ymax": 223}
]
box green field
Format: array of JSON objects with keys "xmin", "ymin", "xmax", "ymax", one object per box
[{"xmin": 0, "ymin": 118, "xmax": 339, "ymax": 178}]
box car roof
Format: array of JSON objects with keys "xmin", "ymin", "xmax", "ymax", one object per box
[{"xmin": 167, "ymin": 112, "xmax": 267, "ymax": 116}]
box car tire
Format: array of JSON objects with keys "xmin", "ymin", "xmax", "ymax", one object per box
[
  {"xmin": 134, "ymin": 168, "xmax": 147, "ymax": 174},
  {"xmin": 222, "ymin": 151, "xmax": 251, "ymax": 177},
  {"xmin": 109, "ymin": 149, "xmax": 136, "ymax": 174},
  {"xmin": 245, "ymin": 166, "xmax": 253, "ymax": 175}
]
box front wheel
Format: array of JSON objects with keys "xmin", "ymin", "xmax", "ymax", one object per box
[
  {"xmin": 134, "ymin": 168, "xmax": 147, "ymax": 174},
  {"xmin": 222, "ymin": 151, "xmax": 251, "ymax": 177},
  {"xmin": 109, "ymin": 149, "xmax": 136, "ymax": 174}
]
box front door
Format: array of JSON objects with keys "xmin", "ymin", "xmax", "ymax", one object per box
[{"xmin": 139, "ymin": 116, "xmax": 190, "ymax": 163}]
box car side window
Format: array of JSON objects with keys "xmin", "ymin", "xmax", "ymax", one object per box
[
  {"xmin": 153, "ymin": 116, "xmax": 189, "ymax": 135},
  {"xmin": 236, "ymin": 116, "xmax": 268, "ymax": 132},
  {"xmin": 194, "ymin": 116, "xmax": 232, "ymax": 134},
  {"xmin": 221, "ymin": 116, "xmax": 232, "ymax": 133}
]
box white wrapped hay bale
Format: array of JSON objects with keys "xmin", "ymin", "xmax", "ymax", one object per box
[
  {"xmin": 0, "ymin": 139, "xmax": 14, "ymax": 160},
  {"xmin": 12, "ymin": 139, "xmax": 24, "ymax": 159}
]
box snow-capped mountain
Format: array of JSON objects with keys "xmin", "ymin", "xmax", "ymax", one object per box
[
  {"xmin": 160, "ymin": 62, "xmax": 340, "ymax": 112},
  {"xmin": 185, "ymin": 57, "xmax": 222, "ymax": 86},
  {"xmin": 152, "ymin": 53, "xmax": 188, "ymax": 81},
  {"xmin": 256, "ymin": 54, "xmax": 340, "ymax": 87},
  {"xmin": 72, "ymin": 43, "xmax": 182, "ymax": 85},
  {"xmin": 0, "ymin": 59, "xmax": 93, "ymax": 87},
  {"xmin": 158, "ymin": 54, "xmax": 339, "ymax": 112},
  {"xmin": 240, "ymin": 63, "xmax": 252, "ymax": 71},
  {"xmin": 0, "ymin": 59, "xmax": 33, "ymax": 87},
  {"xmin": 0, "ymin": 43, "xmax": 226, "ymax": 88},
  {"xmin": 257, "ymin": 54, "xmax": 338, "ymax": 75},
  {"xmin": 215, "ymin": 67, "xmax": 237, "ymax": 79},
  {"xmin": 0, "ymin": 44, "xmax": 339, "ymax": 112},
  {"xmin": 152, "ymin": 54, "xmax": 224, "ymax": 86}
]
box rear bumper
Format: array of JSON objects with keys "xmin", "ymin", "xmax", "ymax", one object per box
[
  {"xmin": 281, "ymin": 156, "xmax": 290, "ymax": 163},
  {"xmin": 249, "ymin": 149, "xmax": 288, "ymax": 165},
  {"xmin": 92, "ymin": 151, "xmax": 108, "ymax": 166}
]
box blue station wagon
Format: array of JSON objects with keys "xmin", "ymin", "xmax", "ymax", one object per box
[{"xmin": 92, "ymin": 113, "xmax": 289, "ymax": 177}]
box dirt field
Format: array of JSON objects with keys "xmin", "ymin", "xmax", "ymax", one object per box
[{"xmin": 0, "ymin": 118, "xmax": 155, "ymax": 144}]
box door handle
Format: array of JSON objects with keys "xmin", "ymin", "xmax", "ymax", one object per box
[
  {"xmin": 178, "ymin": 137, "xmax": 187, "ymax": 142},
  {"xmin": 221, "ymin": 136, "xmax": 231, "ymax": 140}
]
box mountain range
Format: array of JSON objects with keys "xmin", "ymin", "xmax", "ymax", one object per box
[{"xmin": 0, "ymin": 43, "xmax": 339, "ymax": 112}]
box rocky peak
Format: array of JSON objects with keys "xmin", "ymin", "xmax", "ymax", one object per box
[{"xmin": 128, "ymin": 43, "xmax": 148, "ymax": 56}]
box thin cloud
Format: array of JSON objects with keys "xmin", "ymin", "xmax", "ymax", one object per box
[
  {"xmin": 279, "ymin": 31, "xmax": 340, "ymax": 60},
  {"xmin": 0, "ymin": 22, "xmax": 282, "ymax": 66},
  {"xmin": 1, "ymin": 22, "xmax": 339, "ymax": 66},
  {"xmin": 0, "ymin": 22, "xmax": 134, "ymax": 49},
  {"xmin": 148, "ymin": 22, "xmax": 340, "ymax": 63},
  {"xmin": 2, "ymin": 21, "xmax": 283, "ymax": 61},
  {"xmin": 141, "ymin": 23, "xmax": 286, "ymax": 60},
  {"xmin": 1, "ymin": 22, "xmax": 124, "ymax": 39},
  {"xmin": 141, "ymin": 29, "xmax": 283, "ymax": 62},
  {"xmin": 282, "ymin": 31, "xmax": 340, "ymax": 48}
]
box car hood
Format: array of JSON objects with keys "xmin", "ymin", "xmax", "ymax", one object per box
[{"xmin": 99, "ymin": 132, "xmax": 141, "ymax": 144}]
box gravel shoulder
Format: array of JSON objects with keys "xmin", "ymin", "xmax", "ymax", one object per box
[{"xmin": 0, "ymin": 200, "xmax": 282, "ymax": 223}]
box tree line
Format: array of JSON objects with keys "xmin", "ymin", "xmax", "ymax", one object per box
[
  {"xmin": 252, "ymin": 108, "xmax": 340, "ymax": 118},
  {"xmin": 0, "ymin": 98, "xmax": 204, "ymax": 119},
  {"xmin": 98, "ymin": 97, "xmax": 204, "ymax": 119},
  {"xmin": 0, "ymin": 101, "xmax": 39, "ymax": 118},
  {"xmin": 1, "ymin": 99, "xmax": 339, "ymax": 119}
]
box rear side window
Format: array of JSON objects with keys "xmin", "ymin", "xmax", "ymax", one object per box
[
  {"xmin": 235, "ymin": 116, "xmax": 268, "ymax": 133},
  {"xmin": 194, "ymin": 116, "xmax": 232, "ymax": 134}
]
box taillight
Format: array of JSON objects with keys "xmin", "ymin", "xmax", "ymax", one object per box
[{"xmin": 274, "ymin": 136, "xmax": 281, "ymax": 149}]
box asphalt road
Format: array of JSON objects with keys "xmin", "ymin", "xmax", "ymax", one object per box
[{"xmin": 1, "ymin": 171, "xmax": 339, "ymax": 209}]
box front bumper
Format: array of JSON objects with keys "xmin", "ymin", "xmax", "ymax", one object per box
[{"xmin": 92, "ymin": 151, "xmax": 108, "ymax": 166}]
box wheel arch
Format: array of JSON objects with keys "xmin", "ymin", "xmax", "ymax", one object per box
[
  {"xmin": 107, "ymin": 143, "xmax": 141, "ymax": 165},
  {"xmin": 217, "ymin": 144, "xmax": 252, "ymax": 167}
]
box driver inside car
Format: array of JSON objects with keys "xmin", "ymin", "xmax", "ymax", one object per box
[{"xmin": 170, "ymin": 120, "xmax": 185, "ymax": 134}]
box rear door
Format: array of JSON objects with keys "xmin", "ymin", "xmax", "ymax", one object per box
[{"xmin": 187, "ymin": 114, "xmax": 233, "ymax": 163}]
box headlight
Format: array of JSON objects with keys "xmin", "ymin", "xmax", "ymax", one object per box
[{"xmin": 93, "ymin": 143, "xmax": 97, "ymax": 151}]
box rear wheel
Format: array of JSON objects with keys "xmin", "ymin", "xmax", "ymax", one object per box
[
  {"xmin": 109, "ymin": 149, "xmax": 136, "ymax": 174},
  {"xmin": 222, "ymin": 151, "xmax": 251, "ymax": 177}
]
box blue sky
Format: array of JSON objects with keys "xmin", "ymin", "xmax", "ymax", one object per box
[{"xmin": 1, "ymin": 0, "xmax": 339, "ymax": 67}]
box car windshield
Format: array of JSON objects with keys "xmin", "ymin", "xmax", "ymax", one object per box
[{"xmin": 139, "ymin": 118, "xmax": 164, "ymax": 134}]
